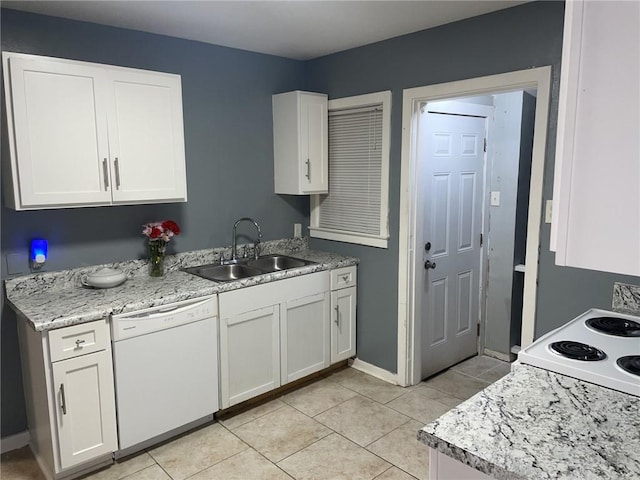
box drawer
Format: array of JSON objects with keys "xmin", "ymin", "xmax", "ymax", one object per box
[
  {"xmin": 48, "ymin": 319, "xmax": 110, "ymax": 362},
  {"xmin": 331, "ymin": 266, "xmax": 357, "ymax": 290}
]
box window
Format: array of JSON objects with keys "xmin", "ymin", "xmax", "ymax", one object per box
[{"xmin": 310, "ymin": 91, "xmax": 391, "ymax": 248}]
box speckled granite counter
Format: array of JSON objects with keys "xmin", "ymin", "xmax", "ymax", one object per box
[
  {"xmin": 5, "ymin": 238, "xmax": 358, "ymax": 332},
  {"xmin": 419, "ymin": 364, "xmax": 640, "ymax": 480}
]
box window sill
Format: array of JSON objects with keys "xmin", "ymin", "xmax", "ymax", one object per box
[{"xmin": 309, "ymin": 227, "xmax": 388, "ymax": 248}]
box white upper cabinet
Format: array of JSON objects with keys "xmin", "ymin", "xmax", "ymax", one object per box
[
  {"xmin": 551, "ymin": 1, "xmax": 640, "ymax": 276},
  {"xmin": 273, "ymin": 91, "xmax": 328, "ymax": 194},
  {"xmin": 2, "ymin": 52, "xmax": 187, "ymax": 210},
  {"xmin": 106, "ymin": 68, "xmax": 186, "ymax": 203}
]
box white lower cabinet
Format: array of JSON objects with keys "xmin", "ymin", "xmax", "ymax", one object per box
[
  {"xmin": 331, "ymin": 286, "xmax": 357, "ymax": 363},
  {"xmin": 17, "ymin": 318, "xmax": 117, "ymax": 479},
  {"xmin": 51, "ymin": 350, "xmax": 117, "ymax": 470},
  {"xmin": 281, "ymin": 292, "xmax": 330, "ymax": 384},
  {"xmin": 218, "ymin": 271, "xmax": 331, "ymax": 409},
  {"xmin": 429, "ymin": 448, "xmax": 493, "ymax": 480},
  {"xmin": 330, "ymin": 266, "xmax": 357, "ymax": 363},
  {"xmin": 219, "ymin": 305, "xmax": 281, "ymax": 409}
]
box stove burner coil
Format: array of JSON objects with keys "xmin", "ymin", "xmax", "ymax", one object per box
[
  {"xmin": 585, "ymin": 317, "xmax": 640, "ymax": 337},
  {"xmin": 616, "ymin": 356, "xmax": 640, "ymax": 377},
  {"xmin": 550, "ymin": 341, "xmax": 607, "ymax": 361}
]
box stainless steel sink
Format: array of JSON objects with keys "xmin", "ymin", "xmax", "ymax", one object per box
[
  {"xmin": 184, "ymin": 263, "xmax": 264, "ymax": 282},
  {"xmin": 183, "ymin": 254, "xmax": 316, "ymax": 282},
  {"xmin": 247, "ymin": 254, "xmax": 308, "ymax": 272}
]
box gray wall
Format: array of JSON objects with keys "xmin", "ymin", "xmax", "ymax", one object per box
[
  {"xmin": 1, "ymin": 8, "xmax": 308, "ymax": 437},
  {"xmin": 510, "ymin": 92, "xmax": 537, "ymax": 349},
  {"xmin": 306, "ymin": 0, "xmax": 639, "ymax": 373}
]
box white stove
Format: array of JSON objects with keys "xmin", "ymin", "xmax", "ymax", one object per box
[{"xmin": 518, "ymin": 308, "xmax": 640, "ymax": 397}]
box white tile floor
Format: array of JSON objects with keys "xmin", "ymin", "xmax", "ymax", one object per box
[{"xmin": 1, "ymin": 355, "xmax": 510, "ymax": 480}]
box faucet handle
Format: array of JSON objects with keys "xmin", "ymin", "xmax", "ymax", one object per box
[
  {"xmin": 253, "ymin": 239, "xmax": 261, "ymax": 260},
  {"xmin": 219, "ymin": 252, "xmax": 225, "ymax": 265}
]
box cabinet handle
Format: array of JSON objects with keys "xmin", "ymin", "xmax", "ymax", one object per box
[
  {"xmin": 305, "ymin": 159, "xmax": 311, "ymax": 181},
  {"xmin": 75, "ymin": 339, "xmax": 85, "ymax": 349},
  {"xmin": 334, "ymin": 305, "xmax": 340, "ymax": 326},
  {"xmin": 102, "ymin": 159, "xmax": 109, "ymax": 190},
  {"xmin": 114, "ymin": 157, "xmax": 121, "ymax": 189},
  {"xmin": 60, "ymin": 384, "xmax": 67, "ymax": 415},
  {"xmin": 342, "ymin": 275, "xmax": 349, "ymax": 282}
]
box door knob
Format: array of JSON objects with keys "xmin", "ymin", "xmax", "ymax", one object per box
[{"xmin": 424, "ymin": 260, "xmax": 437, "ymax": 270}]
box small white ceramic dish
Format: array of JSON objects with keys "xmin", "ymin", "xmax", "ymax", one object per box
[{"xmin": 82, "ymin": 268, "xmax": 127, "ymax": 288}]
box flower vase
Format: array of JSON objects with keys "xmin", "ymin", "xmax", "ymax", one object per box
[{"xmin": 148, "ymin": 240, "xmax": 167, "ymax": 277}]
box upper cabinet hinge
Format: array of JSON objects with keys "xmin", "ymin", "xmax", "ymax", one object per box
[
  {"xmin": 480, "ymin": 233, "xmax": 483, "ymax": 247},
  {"xmin": 477, "ymin": 323, "xmax": 481, "ymax": 337},
  {"xmin": 483, "ymin": 138, "xmax": 487, "ymax": 152}
]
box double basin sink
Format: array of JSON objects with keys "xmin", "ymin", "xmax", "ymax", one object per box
[{"xmin": 183, "ymin": 254, "xmax": 316, "ymax": 282}]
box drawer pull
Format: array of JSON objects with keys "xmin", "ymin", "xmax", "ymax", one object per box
[
  {"xmin": 60, "ymin": 384, "xmax": 67, "ymax": 415},
  {"xmin": 342, "ymin": 275, "xmax": 350, "ymax": 282},
  {"xmin": 75, "ymin": 339, "xmax": 85, "ymax": 349}
]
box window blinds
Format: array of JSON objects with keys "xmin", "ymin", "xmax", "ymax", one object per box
[{"xmin": 318, "ymin": 106, "xmax": 383, "ymax": 235}]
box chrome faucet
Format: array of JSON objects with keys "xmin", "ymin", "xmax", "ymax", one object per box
[{"xmin": 232, "ymin": 217, "xmax": 262, "ymax": 261}]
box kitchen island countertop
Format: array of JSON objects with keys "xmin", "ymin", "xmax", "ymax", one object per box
[
  {"xmin": 419, "ymin": 363, "xmax": 640, "ymax": 480},
  {"xmin": 6, "ymin": 239, "xmax": 357, "ymax": 332}
]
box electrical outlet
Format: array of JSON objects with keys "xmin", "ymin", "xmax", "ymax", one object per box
[
  {"xmin": 545, "ymin": 200, "xmax": 553, "ymax": 224},
  {"xmin": 6, "ymin": 253, "xmax": 28, "ymax": 275},
  {"xmin": 490, "ymin": 191, "xmax": 501, "ymax": 207},
  {"xmin": 294, "ymin": 223, "xmax": 302, "ymax": 237}
]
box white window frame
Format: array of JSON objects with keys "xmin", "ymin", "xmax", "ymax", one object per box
[{"xmin": 310, "ymin": 91, "xmax": 391, "ymax": 248}]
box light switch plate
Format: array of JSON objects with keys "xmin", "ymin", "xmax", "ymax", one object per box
[
  {"xmin": 490, "ymin": 191, "xmax": 501, "ymax": 207},
  {"xmin": 545, "ymin": 199, "xmax": 553, "ymax": 224},
  {"xmin": 294, "ymin": 223, "xmax": 302, "ymax": 237},
  {"xmin": 6, "ymin": 253, "xmax": 28, "ymax": 275}
]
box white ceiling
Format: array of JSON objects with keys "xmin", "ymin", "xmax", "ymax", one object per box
[{"xmin": 2, "ymin": 1, "xmax": 529, "ymax": 60}]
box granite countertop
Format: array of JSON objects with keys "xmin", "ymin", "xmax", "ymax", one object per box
[
  {"xmin": 418, "ymin": 363, "xmax": 640, "ymax": 479},
  {"xmin": 5, "ymin": 238, "xmax": 358, "ymax": 332}
]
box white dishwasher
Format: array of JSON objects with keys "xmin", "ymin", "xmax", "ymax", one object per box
[{"xmin": 111, "ymin": 296, "xmax": 219, "ymax": 452}]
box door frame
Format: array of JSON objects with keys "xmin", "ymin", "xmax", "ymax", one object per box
[{"xmin": 397, "ymin": 67, "xmax": 552, "ymax": 386}]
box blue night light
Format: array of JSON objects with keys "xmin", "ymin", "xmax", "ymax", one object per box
[{"xmin": 30, "ymin": 239, "xmax": 48, "ymax": 269}]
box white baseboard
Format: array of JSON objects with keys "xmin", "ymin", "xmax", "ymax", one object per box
[
  {"xmin": 350, "ymin": 358, "xmax": 399, "ymax": 385},
  {"xmin": 483, "ymin": 348, "xmax": 512, "ymax": 363},
  {"xmin": 1, "ymin": 431, "xmax": 29, "ymax": 454}
]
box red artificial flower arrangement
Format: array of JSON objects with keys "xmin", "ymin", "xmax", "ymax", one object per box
[{"xmin": 142, "ymin": 220, "xmax": 181, "ymax": 243}]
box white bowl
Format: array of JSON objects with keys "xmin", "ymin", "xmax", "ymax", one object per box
[{"xmin": 82, "ymin": 268, "xmax": 127, "ymax": 288}]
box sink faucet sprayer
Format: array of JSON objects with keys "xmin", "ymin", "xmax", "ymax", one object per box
[{"xmin": 231, "ymin": 217, "xmax": 262, "ymax": 261}]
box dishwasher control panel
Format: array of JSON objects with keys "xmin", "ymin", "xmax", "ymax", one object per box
[{"xmin": 111, "ymin": 296, "xmax": 218, "ymax": 341}]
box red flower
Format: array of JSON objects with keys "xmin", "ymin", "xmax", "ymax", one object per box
[
  {"xmin": 149, "ymin": 227, "xmax": 163, "ymax": 239},
  {"xmin": 162, "ymin": 220, "xmax": 181, "ymax": 235}
]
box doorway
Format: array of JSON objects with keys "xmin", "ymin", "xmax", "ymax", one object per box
[
  {"xmin": 397, "ymin": 67, "xmax": 552, "ymax": 386},
  {"xmin": 416, "ymin": 101, "xmax": 489, "ymax": 379}
]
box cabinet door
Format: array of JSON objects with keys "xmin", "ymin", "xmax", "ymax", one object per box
[
  {"xmin": 299, "ymin": 93, "xmax": 328, "ymax": 194},
  {"xmin": 331, "ymin": 286, "xmax": 357, "ymax": 363},
  {"xmin": 105, "ymin": 69, "xmax": 187, "ymax": 204},
  {"xmin": 551, "ymin": 0, "xmax": 640, "ymax": 275},
  {"xmin": 219, "ymin": 305, "xmax": 280, "ymax": 408},
  {"xmin": 281, "ymin": 292, "xmax": 330, "ymax": 384},
  {"xmin": 6, "ymin": 56, "xmax": 112, "ymax": 208},
  {"xmin": 51, "ymin": 350, "xmax": 117, "ymax": 470}
]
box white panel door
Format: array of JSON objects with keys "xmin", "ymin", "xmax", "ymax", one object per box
[
  {"xmin": 281, "ymin": 292, "xmax": 330, "ymax": 384},
  {"xmin": 331, "ymin": 286, "xmax": 357, "ymax": 363},
  {"xmin": 219, "ymin": 305, "xmax": 280, "ymax": 408},
  {"xmin": 51, "ymin": 351, "xmax": 117, "ymax": 470},
  {"xmin": 7, "ymin": 56, "xmax": 112, "ymax": 208},
  {"xmin": 106, "ymin": 69, "xmax": 186, "ymax": 203},
  {"xmin": 300, "ymin": 93, "xmax": 328, "ymax": 193},
  {"xmin": 418, "ymin": 110, "xmax": 485, "ymax": 379}
]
